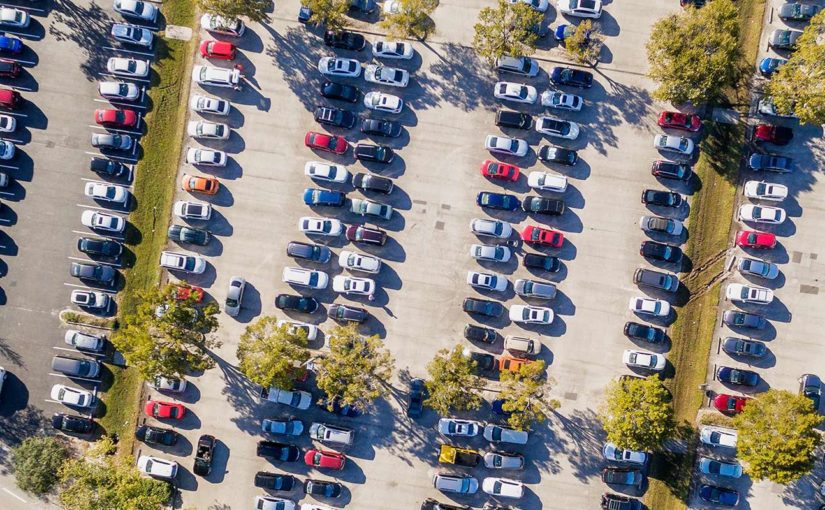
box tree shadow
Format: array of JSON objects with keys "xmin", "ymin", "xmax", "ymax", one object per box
[
  {"xmin": 0, "ymin": 405, "xmax": 48, "ymax": 473},
  {"xmin": 49, "ymin": 0, "xmax": 114, "ymax": 80},
  {"xmin": 415, "ymin": 41, "xmax": 497, "ymax": 112}
]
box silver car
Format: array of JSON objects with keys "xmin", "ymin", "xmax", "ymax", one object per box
[
  {"xmin": 514, "ymin": 279, "xmax": 556, "ymax": 299},
  {"xmin": 225, "ymin": 276, "xmax": 246, "ymax": 317},
  {"xmin": 483, "ymin": 451, "xmax": 525, "ymax": 470}
]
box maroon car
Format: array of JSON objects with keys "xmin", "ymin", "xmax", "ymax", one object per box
[
  {"xmin": 0, "ymin": 59, "xmax": 20, "ymax": 78},
  {"xmin": 346, "ymin": 224, "xmax": 386, "ymax": 246}
]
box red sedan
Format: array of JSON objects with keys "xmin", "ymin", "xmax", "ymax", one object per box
[
  {"xmin": 713, "ymin": 393, "xmax": 749, "ymax": 414},
  {"xmin": 199, "ymin": 40, "xmax": 236, "ymax": 60},
  {"xmin": 480, "ymin": 159, "xmax": 520, "ymax": 181},
  {"xmin": 736, "ymin": 229, "xmax": 776, "ymax": 249},
  {"xmin": 172, "ymin": 284, "xmax": 204, "ymax": 303},
  {"xmin": 753, "ymin": 124, "xmax": 793, "ymax": 145},
  {"xmin": 305, "ymin": 131, "xmax": 348, "ymax": 154},
  {"xmin": 144, "ymin": 400, "xmax": 186, "ymax": 420},
  {"xmin": 521, "ymin": 225, "xmax": 564, "ymax": 247},
  {"xmin": 304, "ymin": 449, "xmax": 345, "ymax": 470},
  {"xmin": 657, "ymin": 111, "xmax": 701, "ymax": 132},
  {"xmin": 93, "ymin": 108, "xmax": 138, "ymax": 128}
]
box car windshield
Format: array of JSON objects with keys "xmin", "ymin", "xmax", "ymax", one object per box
[
  {"xmin": 183, "ymin": 257, "xmax": 196, "ymax": 271},
  {"xmin": 516, "ymin": 87, "xmax": 527, "ymax": 99}
]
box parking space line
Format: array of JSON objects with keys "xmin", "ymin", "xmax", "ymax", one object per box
[
  {"xmin": 76, "ymin": 203, "xmax": 115, "ymax": 212},
  {"xmin": 3, "ymin": 111, "xmax": 26, "ymax": 118},
  {"xmin": 68, "ymin": 256, "xmax": 122, "ymax": 268},
  {"xmin": 2, "ymin": 30, "xmax": 40, "ymax": 40},
  {"xmin": 81, "ymin": 177, "xmax": 133, "ymax": 189},
  {"xmin": 0, "ymin": 190, "xmax": 13, "ymax": 197},
  {"xmin": 97, "ymin": 73, "xmax": 151, "ymax": 85},
  {"xmin": 43, "ymin": 399, "xmax": 61, "ymax": 405},
  {"xmin": 103, "ymin": 46, "xmax": 154, "ymax": 58},
  {"xmin": 54, "ymin": 346, "xmax": 108, "ymax": 357},
  {"xmin": 48, "ymin": 373, "xmax": 101, "ymax": 384},
  {"xmin": 63, "ymin": 282, "xmax": 117, "ymax": 295},
  {"xmin": 8, "ymin": 5, "xmax": 46, "ymax": 13},
  {"xmin": 2, "ymin": 137, "xmax": 24, "ymax": 144},
  {"xmin": 93, "ymin": 98, "xmax": 147, "ymax": 110},
  {"xmin": 2, "ymin": 487, "xmax": 26, "ymax": 503},
  {"xmin": 84, "ymin": 151, "xmax": 138, "ymax": 164},
  {"xmin": 2, "ymin": 57, "xmax": 34, "ymax": 65},
  {"xmin": 88, "ymin": 125, "xmax": 142, "ymax": 136},
  {"xmin": 7, "ymin": 85, "xmax": 32, "ymax": 92},
  {"xmin": 0, "ymin": 163, "xmax": 18, "ymax": 169}
]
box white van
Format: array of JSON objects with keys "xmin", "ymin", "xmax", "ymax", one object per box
[
  {"xmin": 495, "ymin": 55, "xmax": 540, "ymax": 77},
  {"xmin": 503, "ymin": 335, "xmax": 541, "ymax": 356},
  {"xmin": 309, "ymin": 422, "xmax": 354, "ymax": 446}
]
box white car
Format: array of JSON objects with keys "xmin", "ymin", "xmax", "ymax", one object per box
[
  {"xmin": 276, "ymin": 320, "xmax": 319, "ymax": 342},
  {"xmin": 484, "ymin": 135, "xmax": 529, "ymax": 157},
  {"xmin": 482, "ymin": 477, "xmax": 524, "ymax": 499},
  {"xmin": 262, "ymin": 418, "xmax": 304, "ymax": 436},
  {"xmin": 332, "ymin": 275, "xmax": 376, "ymax": 298},
  {"xmin": 298, "ymin": 216, "xmax": 344, "ymax": 236},
  {"xmin": 160, "ymin": 251, "xmax": 207, "ymax": 274},
  {"xmin": 602, "ymin": 443, "xmax": 648, "ymax": 465},
  {"xmin": 737, "ymin": 257, "xmax": 779, "ymax": 279},
  {"xmin": 106, "ymin": 57, "xmax": 150, "ymax": 78},
  {"xmin": 150, "ymin": 376, "xmax": 187, "ymax": 393},
  {"xmin": 187, "ymin": 120, "xmax": 230, "ymax": 140},
  {"xmin": 628, "ymin": 297, "xmax": 670, "ymax": 317},
  {"xmin": 84, "ymin": 182, "xmax": 129, "ymax": 205},
  {"xmin": 433, "ymin": 474, "xmax": 479, "ymax": 494},
  {"xmin": 467, "ymin": 271, "xmax": 508, "ymax": 292},
  {"xmin": 200, "ymin": 13, "xmax": 245, "ymax": 36},
  {"xmin": 483, "ymin": 424, "xmax": 529, "ymax": 444},
  {"xmin": 189, "ymin": 94, "xmax": 230, "ymax": 115},
  {"xmin": 469, "ymin": 244, "xmax": 511, "ymax": 263},
  {"xmin": 304, "ymin": 161, "xmax": 350, "ymax": 183},
  {"xmin": 257, "ymin": 497, "xmax": 296, "ymax": 510},
  {"xmin": 470, "ymin": 218, "xmax": 512, "ymax": 238},
  {"xmin": 527, "ymin": 171, "xmax": 567, "ymax": 192},
  {"xmin": 111, "ymin": 23, "xmax": 153, "ymax": 47},
  {"xmin": 338, "ymin": 250, "xmax": 381, "ymax": 273},
  {"xmin": 536, "ymin": 117, "xmax": 580, "ymax": 140},
  {"xmin": 654, "ymin": 134, "xmax": 694, "ymax": 155},
  {"xmin": 743, "ymin": 181, "xmax": 787, "ymax": 202},
  {"xmin": 509, "ymin": 305, "xmax": 554, "ymax": 324},
  {"xmin": 437, "ymin": 418, "xmax": 481, "ymax": 437},
  {"xmin": 70, "ymin": 290, "xmax": 111, "ymax": 310},
  {"xmin": 483, "ymin": 452, "xmax": 525, "ymax": 470},
  {"xmin": 0, "ymin": 7, "xmax": 29, "ymax": 28},
  {"xmin": 173, "ymin": 200, "xmax": 212, "ymax": 220},
  {"xmin": 725, "ymin": 283, "xmax": 774, "ymax": 304},
  {"xmin": 264, "ymin": 388, "xmax": 313, "ymax": 410},
  {"xmin": 81, "ymin": 210, "xmax": 125, "ymax": 233},
  {"xmin": 698, "ymin": 457, "xmax": 743, "ymax": 478},
  {"xmin": 494, "ymin": 81, "xmax": 538, "ymax": 104},
  {"xmin": 64, "ymin": 330, "xmax": 106, "ymax": 352},
  {"xmin": 540, "ymin": 90, "xmax": 583, "ymax": 111},
  {"xmin": 0, "ymin": 140, "xmax": 13, "ymax": 160},
  {"xmin": 557, "ymin": 0, "xmax": 603, "ymax": 17},
  {"xmin": 372, "ymin": 40, "xmax": 414, "ymax": 60},
  {"xmin": 382, "ymin": 0, "xmax": 402, "ymax": 14},
  {"xmin": 137, "ymin": 455, "xmax": 178, "ymax": 479},
  {"xmin": 364, "ymin": 64, "xmax": 409, "ymax": 87},
  {"xmin": 350, "ymin": 198, "xmax": 393, "ymax": 220},
  {"xmin": 623, "ymin": 349, "xmax": 666, "ymax": 371},
  {"xmin": 318, "ymin": 57, "xmax": 362, "ymax": 78},
  {"xmin": 99, "ymin": 81, "xmax": 141, "ymax": 102},
  {"xmin": 283, "ymin": 267, "xmax": 329, "ymax": 289},
  {"xmin": 185, "ymin": 147, "xmax": 227, "ymax": 167},
  {"xmin": 738, "ymin": 204, "xmax": 786, "ymax": 224},
  {"xmin": 51, "ymin": 384, "xmax": 95, "ymax": 408},
  {"xmin": 0, "ymin": 114, "xmax": 16, "ymax": 133},
  {"xmin": 508, "ymin": 0, "xmax": 549, "ymax": 11},
  {"xmin": 113, "ymin": 0, "xmax": 158, "ymax": 22},
  {"xmin": 364, "ymin": 91, "xmax": 403, "ymax": 113},
  {"xmin": 193, "ymin": 65, "xmax": 241, "ymax": 88},
  {"xmin": 699, "ymin": 426, "xmax": 737, "ymax": 448}
]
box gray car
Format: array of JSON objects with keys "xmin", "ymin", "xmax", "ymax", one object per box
[
  {"xmin": 722, "ymin": 337, "xmax": 767, "ymax": 358},
  {"xmin": 768, "ymin": 28, "xmax": 802, "ymax": 50},
  {"xmin": 286, "ymin": 241, "xmax": 331, "ymax": 263},
  {"xmin": 225, "ymin": 276, "xmax": 245, "ymax": 317},
  {"xmin": 327, "ymin": 304, "xmax": 368, "ymax": 323},
  {"xmin": 70, "ymin": 262, "xmax": 117, "ymax": 287},
  {"xmin": 514, "ymin": 279, "xmax": 556, "ymax": 300}
]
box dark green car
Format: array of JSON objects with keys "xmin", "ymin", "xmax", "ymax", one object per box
[{"xmin": 167, "ymin": 224, "xmax": 210, "ymax": 246}]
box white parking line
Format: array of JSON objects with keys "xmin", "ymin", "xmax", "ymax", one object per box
[
  {"xmin": 81, "ymin": 177, "xmax": 133, "ymax": 189},
  {"xmin": 103, "ymin": 46, "xmax": 154, "ymax": 58},
  {"xmin": 0, "ymin": 190, "xmax": 13, "ymax": 197},
  {"xmin": 68, "ymin": 256, "xmax": 121, "ymax": 268},
  {"xmin": 84, "ymin": 151, "xmax": 138, "ymax": 164},
  {"xmin": 97, "ymin": 72, "xmax": 151, "ymax": 85},
  {"xmin": 54, "ymin": 346, "xmax": 108, "ymax": 357},
  {"xmin": 0, "ymin": 163, "xmax": 17, "ymax": 169},
  {"xmin": 2, "ymin": 137, "xmax": 23, "ymax": 144},
  {"xmin": 88, "ymin": 124, "xmax": 142, "ymax": 136},
  {"xmin": 8, "ymin": 5, "xmax": 46, "ymax": 13},
  {"xmin": 72, "ymin": 230, "xmax": 112, "ymax": 239},
  {"xmin": 48, "ymin": 373, "xmax": 101, "ymax": 384},
  {"xmin": 3, "ymin": 58, "xmax": 34, "ymax": 65},
  {"xmin": 2, "ymin": 487, "xmax": 26, "ymax": 503},
  {"xmin": 63, "ymin": 282, "xmax": 117, "ymax": 295},
  {"xmin": 93, "ymin": 98, "xmax": 147, "ymax": 110},
  {"xmin": 2, "ymin": 111, "xmax": 26, "ymax": 118},
  {"xmin": 1, "ymin": 30, "xmax": 39, "ymax": 40},
  {"xmin": 43, "ymin": 399, "xmax": 62, "ymax": 405},
  {"xmin": 7, "ymin": 85, "xmax": 32, "ymax": 92},
  {"xmin": 76, "ymin": 203, "xmax": 116, "ymax": 212}
]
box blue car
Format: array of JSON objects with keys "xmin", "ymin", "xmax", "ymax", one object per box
[
  {"xmin": 717, "ymin": 366, "xmax": 760, "ymax": 387},
  {"xmin": 349, "ymin": 0, "xmax": 376, "ymax": 13},
  {"xmin": 550, "ymin": 66, "xmax": 593, "ymax": 88},
  {"xmin": 476, "ymin": 191, "xmax": 520, "ymax": 211},
  {"xmin": 699, "ymin": 485, "xmax": 739, "ymax": 507},
  {"xmin": 0, "ymin": 36, "xmax": 22, "ymax": 55},
  {"xmin": 407, "ymin": 379, "xmax": 425, "ymax": 418},
  {"xmin": 303, "ymin": 188, "xmax": 346, "ymax": 207},
  {"xmin": 492, "ymin": 399, "xmax": 511, "ymax": 417},
  {"xmin": 554, "ymin": 24, "xmax": 590, "ymax": 43},
  {"xmin": 758, "ymin": 57, "xmax": 787, "ymax": 77}
]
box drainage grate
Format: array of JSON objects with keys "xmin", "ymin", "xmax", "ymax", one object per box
[
  {"xmin": 800, "ymin": 285, "xmax": 819, "ymax": 295},
  {"xmin": 563, "ymin": 392, "xmax": 578, "ymax": 401},
  {"xmin": 811, "ymin": 253, "xmax": 818, "ymax": 261},
  {"xmin": 792, "ymin": 251, "xmax": 803, "ymax": 263},
  {"xmin": 435, "ymin": 221, "xmax": 445, "ymax": 231}
]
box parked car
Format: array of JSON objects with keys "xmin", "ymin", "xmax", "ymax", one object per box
[
  {"xmin": 160, "ymin": 251, "xmax": 206, "ymax": 274},
  {"xmin": 304, "ymin": 479, "xmax": 343, "ymax": 498},
  {"xmin": 257, "ymin": 441, "xmax": 301, "ymax": 462},
  {"xmin": 323, "ymin": 30, "xmax": 365, "ymax": 50},
  {"xmin": 470, "ymin": 244, "xmax": 512, "ymax": 263},
  {"xmin": 262, "ymin": 387, "xmax": 312, "ymax": 409},
  {"xmin": 106, "ymin": 57, "xmax": 149, "ymax": 78},
  {"xmin": 601, "ymin": 467, "xmax": 643, "ymax": 487},
  {"xmin": 51, "ymin": 384, "xmax": 95, "ymax": 408},
  {"xmin": 713, "ymin": 394, "xmax": 749, "ymax": 415},
  {"xmin": 748, "ymin": 153, "xmax": 793, "ymax": 173},
  {"xmin": 52, "ymin": 413, "xmax": 94, "ymax": 434},
  {"xmin": 699, "ymin": 485, "xmax": 739, "ymax": 507},
  {"xmin": 275, "ymin": 294, "xmax": 320, "ymax": 314},
  {"xmin": 262, "ymin": 418, "xmax": 304, "ymax": 437},
  {"xmin": 304, "ymin": 449, "xmax": 345, "ymax": 470},
  {"xmin": 462, "ymin": 297, "xmax": 504, "ymax": 317},
  {"xmin": 538, "ymin": 145, "xmax": 578, "ymax": 165},
  {"xmin": 725, "ymin": 283, "xmax": 774, "ymax": 304},
  {"xmin": 484, "ymin": 135, "xmax": 529, "ymax": 157},
  {"xmin": 471, "ymin": 218, "xmax": 512, "ymax": 238},
  {"xmin": 642, "ymin": 189, "xmax": 683, "ymax": 208},
  {"xmin": 657, "ymin": 111, "xmax": 701, "ymax": 132},
  {"xmin": 640, "ymin": 215, "xmax": 684, "ymax": 236},
  {"xmin": 438, "ymin": 419, "xmax": 481, "ymax": 437},
  {"xmin": 111, "ymin": 23, "xmax": 153, "ymax": 47},
  {"xmin": 467, "ymin": 271, "xmax": 508, "ymax": 292},
  {"xmin": 633, "ymin": 268, "xmax": 679, "ymax": 292},
  {"xmin": 328, "ymin": 304, "xmax": 368, "ymax": 323},
  {"xmin": 700, "ymin": 426, "xmax": 738, "ymax": 448},
  {"xmin": 535, "ymin": 116, "xmax": 579, "ymax": 140},
  {"xmin": 743, "ymin": 180, "xmax": 788, "ymax": 201},
  {"xmin": 363, "ymin": 91, "xmax": 403, "ymax": 113},
  {"xmin": 640, "ymin": 240, "xmax": 683, "ymax": 263},
  {"xmin": 303, "ymin": 188, "xmax": 346, "ymax": 207},
  {"xmin": 494, "ymin": 81, "xmax": 538, "ymax": 104},
  {"xmin": 352, "ymin": 172, "xmax": 393, "ymax": 194},
  {"xmin": 623, "ymin": 349, "xmax": 666, "ymax": 371},
  {"xmin": 799, "ymin": 374, "xmax": 821, "ymax": 411},
  {"xmin": 361, "ymin": 118, "xmax": 402, "ymax": 138},
  {"xmin": 372, "ymin": 40, "xmax": 414, "ymax": 59},
  {"xmin": 483, "ymin": 424, "xmax": 528, "ymax": 444},
  {"xmin": 623, "ymin": 322, "xmax": 665, "ymax": 344},
  {"xmin": 314, "ymin": 106, "xmax": 357, "ymax": 129},
  {"xmin": 521, "ymin": 196, "xmax": 565, "ymax": 216},
  {"xmin": 523, "ymin": 253, "xmax": 560, "ymax": 272},
  {"xmin": 70, "ymin": 290, "xmax": 111, "ymax": 311},
  {"xmin": 350, "ymin": 198, "xmax": 393, "ymax": 220},
  {"xmin": 509, "ymin": 304, "xmax": 553, "ymax": 324},
  {"xmin": 91, "ymin": 133, "xmax": 132, "ymax": 151},
  {"xmin": 346, "ymin": 224, "xmax": 387, "ymax": 245},
  {"xmin": 477, "ymin": 191, "xmax": 520, "ymax": 211},
  {"xmin": 199, "ymin": 39, "xmax": 235, "ymax": 60},
  {"xmin": 255, "ymin": 472, "xmax": 297, "ymax": 491},
  {"xmin": 503, "ymin": 335, "xmax": 541, "ymax": 355},
  {"xmin": 759, "ymin": 56, "xmax": 787, "ymax": 77},
  {"xmin": 94, "ymin": 108, "xmax": 138, "ymax": 129},
  {"xmin": 602, "ymin": 443, "xmax": 647, "ymax": 465},
  {"xmin": 70, "ymin": 262, "xmax": 116, "ymax": 287},
  {"xmin": 332, "ymin": 275, "xmax": 376, "ymax": 298},
  {"xmin": 181, "ymin": 174, "xmax": 220, "ymax": 195},
  {"xmin": 527, "ymin": 171, "xmax": 567, "ymax": 192},
  {"xmin": 364, "ymin": 64, "xmax": 409, "ymax": 87},
  {"xmin": 305, "ymin": 161, "xmax": 350, "ymax": 183},
  {"xmin": 317, "ymin": 57, "xmax": 361, "ymax": 78},
  {"xmin": 64, "ymin": 330, "xmax": 106, "ymax": 352},
  {"xmin": 698, "ymin": 457, "xmax": 742, "ymax": 478},
  {"xmin": 768, "ymin": 28, "xmax": 802, "ymax": 50},
  {"xmin": 187, "ymin": 120, "xmax": 230, "ymax": 140},
  {"xmin": 737, "ymin": 257, "xmax": 779, "ymax": 279},
  {"xmin": 321, "ymin": 81, "xmax": 359, "ymax": 103},
  {"xmin": 305, "ymin": 131, "xmax": 348, "ymax": 154},
  {"xmin": 200, "ymin": 13, "xmax": 245, "ymax": 36},
  {"xmin": 464, "ymin": 324, "xmax": 496, "ymax": 344},
  {"xmin": 541, "ymin": 90, "xmax": 583, "ymax": 111},
  {"xmin": 754, "ymin": 124, "xmax": 793, "ymax": 145},
  {"xmin": 550, "ymin": 66, "xmax": 593, "ymax": 88},
  {"xmin": 433, "ymin": 474, "xmax": 479, "ymax": 495},
  {"xmin": 135, "ymin": 425, "xmax": 178, "ymax": 446},
  {"xmin": 144, "ymin": 400, "xmax": 185, "ymax": 420},
  {"xmin": 558, "ymin": 0, "xmax": 602, "ymax": 17},
  {"xmin": 600, "ymin": 494, "xmax": 642, "ymax": 510},
  {"xmin": 628, "ymin": 297, "xmax": 670, "ymax": 317},
  {"xmin": 717, "ymin": 366, "xmax": 760, "ymax": 387},
  {"xmin": 513, "ymin": 279, "xmax": 556, "ymax": 300},
  {"xmin": 299, "ymin": 217, "xmax": 344, "ymax": 237},
  {"xmin": 190, "ymin": 94, "xmax": 230, "ymax": 115},
  {"xmin": 137, "ymin": 455, "xmax": 178, "ymax": 480},
  {"xmin": 481, "ymin": 160, "xmax": 520, "ymax": 181},
  {"xmin": 722, "ymin": 310, "xmax": 767, "ymax": 329},
  {"xmin": 651, "ymin": 160, "xmax": 692, "ymax": 181},
  {"xmin": 282, "ymin": 266, "xmax": 329, "ymax": 289},
  {"xmin": 81, "ymin": 210, "xmax": 125, "ymax": 233},
  {"xmin": 354, "ymin": 143, "xmax": 394, "ymax": 163},
  {"xmin": 520, "ymin": 225, "xmax": 564, "ymax": 247},
  {"xmin": 167, "ymin": 225, "xmax": 210, "ymax": 246},
  {"xmin": 484, "ymin": 452, "xmax": 524, "ymax": 470},
  {"xmin": 481, "ymin": 477, "xmax": 523, "ymax": 498}
]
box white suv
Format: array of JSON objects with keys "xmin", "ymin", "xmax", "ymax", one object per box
[{"xmin": 282, "ymin": 267, "xmax": 329, "ymax": 289}]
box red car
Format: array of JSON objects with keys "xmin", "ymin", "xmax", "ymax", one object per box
[
  {"xmin": 657, "ymin": 111, "xmax": 701, "ymax": 132},
  {"xmin": 93, "ymin": 108, "xmax": 138, "ymax": 128},
  {"xmin": 305, "ymin": 131, "xmax": 348, "ymax": 154},
  {"xmin": 0, "ymin": 59, "xmax": 21, "ymax": 78},
  {"xmin": 736, "ymin": 229, "xmax": 776, "ymax": 249},
  {"xmin": 753, "ymin": 124, "xmax": 793, "ymax": 145},
  {"xmin": 713, "ymin": 393, "xmax": 749, "ymax": 414},
  {"xmin": 172, "ymin": 284, "xmax": 204, "ymax": 303},
  {"xmin": 144, "ymin": 400, "xmax": 186, "ymax": 420},
  {"xmin": 199, "ymin": 40, "xmax": 236, "ymax": 60},
  {"xmin": 480, "ymin": 159, "xmax": 520, "ymax": 181},
  {"xmin": 521, "ymin": 225, "xmax": 564, "ymax": 247},
  {"xmin": 304, "ymin": 449, "xmax": 345, "ymax": 470}
]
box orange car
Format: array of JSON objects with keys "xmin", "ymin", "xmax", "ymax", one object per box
[
  {"xmin": 181, "ymin": 173, "xmax": 219, "ymax": 195},
  {"xmin": 498, "ymin": 354, "xmax": 532, "ymax": 373}
]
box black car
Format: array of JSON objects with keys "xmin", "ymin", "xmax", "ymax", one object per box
[
  {"xmin": 601, "ymin": 467, "xmax": 643, "ymax": 487},
  {"xmin": 476, "ymin": 191, "xmax": 520, "ymax": 211},
  {"xmin": 135, "ymin": 425, "xmax": 178, "ymax": 446},
  {"xmin": 0, "ymin": 60, "xmax": 20, "ymax": 78},
  {"xmin": 77, "ymin": 237, "xmax": 123, "ymax": 258},
  {"xmin": 349, "ymin": 0, "xmax": 376, "ymax": 13},
  {"xmin": 354, "ymin": 143, "xmax": 394, "ymax": 163},
  {"xmin": 407, "ymin": 378, "xmax": 425, "ymax": 418},
  {"xmin": 89, "ymin": 157, "xmax": 128, "ymax": 178},
  {"xmin": 538, "ymin": 145, "xmax": 578, "ymax": 166},
  {"xmin": 523, "ymin": 253, "xmax": 560, "ymax": 272},
  {"xmin": 255, "ymin": 471, "xmax": 296, "ymax": 491},
  {"xmin": 799, "ymin": 374, "xmax": 822, "ymax": 412},
  {"xmin": 495, "ymin": 110, "xmax": 533, "ymax": 130},
  {"xmin": 642, "ymin": 189, "xmax": 683, "ymax": 207},
  {"xmin": 361, "ymin": 118, "xmax": 402, "ymax": 138},
  {"xmin": 286, "ymin": 241, "xmax": 332, "ymax": 263},
  {"xmin": 70, "ymin": 262, "xmax": 116, "ymax": 286},
  {"xmin": 353, "ymin": 172, "xmax": 394, "ymax": 194},
  {"xmin": 421, "ymin": 498, "xmax": 471, "ymax": 510},
  {"xmin": 640, "ymin": 240, "xmax": 683, "ymax": 263},
  {"xmin": 722, "ymin": 337, "xmax": 767, "ymax": 358},
  {"xmin": 317, "ymin": 395, "xmax": 362, "ymax": 417},
  {"xmin": 521, "ymin": 196, "xmax": 565, "ymax": 215},
  {"xmin": 550, "ymin": 66, "xmax": 593, "ymax": 88},
  {"xmin": 320, "ymin": 81, "xmax": 359, "ymax": 103},
  {"xmin": 601, "ymin": 493, "xmax": 642, "ymax": 510},
  {"xmin": 256, "ymin": 441, "xmax": 301, "ymax": 462},
  {"xmin": 193, "ymin": 434, "xmax": 216, "ymax": 476},
  {"xmin": 328, "ymin": 303, "xmax": 368, "ymax": 323},
  {"xmin": 462, "ymin": 297, "xmax": 504, "ymax": 317},
  {"xmin": 52, "ymin": 413, "xmax": 94, "ymax": 434},
  {"xmin": 167, "ymin": 224, "xmax": 210, "ymax": 246},
  {"xmin": 323, "ymin": 30, "xmax": 366, "ymax": 50},
  {"xmin": 717, "ymin": 366, "xmax": 760, "ymax": 387},
  {"xmin": 623, "ymin": 322, "xmax": 665, "ymax": 344},
  {"xmin": 651, "ymin": 160, "xmax": 692, "ymax": 181},
  {"xmin": 314, "ymin": 105, "xmax": 357, "ymax": 128},
  {"xmin": 304, "ymin": 479, "xmax": 343, "ymax": 497},
  {"xmin": 468, "ymin": 351, "xmax": 495, "ymax": 372},
  {"xmin": 722, "ymin": 310, "xmax": 767, "ymax": 329},
  {"xmin": 275, "ymin": 293, "xmax": 320, "ymax": 313},
  {"xmin": 464, "ymin": 324, "xmax": 496, "ymax": 344}
]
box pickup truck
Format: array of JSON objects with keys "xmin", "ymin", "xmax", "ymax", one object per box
[
  {"xmin": 438, "ymin": 444, "xmax": 480, "ymax": 467},
  {"xmin": 193, "ymin": 434, "xmax": 215, "ymax": 476}
]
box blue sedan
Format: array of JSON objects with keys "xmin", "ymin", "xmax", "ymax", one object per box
[
  {"xmin": 550, "ymin": 66, "xmax": 593, "ymax": 88},
  {"xmin": 699, "ymin": 485, "xmax": 739, "ymax": 507},
  {"xmin": 0, "ymin": 36, "xmax": 22, "ymax": 55},
  {"xmin": 476, "ymin": 191, "xmax": 520, "ymax": 211},
  {"xmin": 758, "ymin": 57, "xmax": 787, "ymax": 77},
  {"xmin": 717, "ymin": 366, "xmax": 760, "ymax": 387},
  {"xmin": 303, "ymin": 188, "xmax": 346, "ymax": 207}
]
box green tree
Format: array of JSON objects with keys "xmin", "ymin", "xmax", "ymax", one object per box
[
  {"xmin": 424, "ymin": 345, "xmax": 483, "ymax": 415},
  {"xmin": 315, "ymin": 324, "xmax": 395, "ymax": 411},
  {"xmin": 11, "ymin": 436, "xmax": 69, "ymax": 495},
  {"xmin": 646, "ymin": 0, "xmax": 740, "ymax": 104},
  {"xmin": 237, "ymin": 316, "xmax": 310, "ymax": 390},
  {"xmin": 304, "ymin": 0, "xmax": 350, "ymax": 29},
  {"xmin": 599, "ymin": 376, "xmax": 674, "ymax": 452},
  {"xmin": 564, "ymin": 20, "xmax": 602, "ymax": 64},
  {"xmin": 734, "ymin": 389, "xmax": 822, "ymax": 483},
  {"xmin": 498, "ymin": 360, "xmax": 558, "ymax": 431},
  {"xmin": 379, "ymin": 0, "xmax": 438, "ymax": 40},
  {"xmin": 111, "ymin": 284, "xmax": 220, "ymax": 381},
  {"xmin": 766, "ymin": 10, "xmax": 825, "ymax": 124},
  {"xmin": 472, "ymin": 0, "xmax": 543, "ymax": 65},
  {"xmin": 198, "ymin": 0, "xmax": 271, "ymax": 23}
]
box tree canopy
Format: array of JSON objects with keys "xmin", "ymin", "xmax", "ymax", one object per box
[
  {"xmin": 379, "ymin": 0, "xmax": 438, "ymax": 40},
  {"xmin": 472, "ymin": 0, "xmax": 543, "ymax": 65},
  {"xmin": 599, "ymin": 376, "xmax": 674, "ymax": 452},
  {"xmin": 564, "ymin": 20, "xmax": 602, "ymax": 64},
  {"xmin": 237, "ymin": 316, "xmax": 310, "ymax": 390},
  {"xmin": 498, "ymin": 359, "xmax": 557, "ymax": 431},
  {"xmin": 198, "ymin": 0, "xmax": 271, "ymax": 23},
  {"xmin": 304, "ymin": 0, "xmax": 350, "ymax": 29},
  {"xmin": 11, "ymin": 436, "xmax": 69, "ymax": 495},
  {"xmin": 424, "ymin": 345, "xmax": 483, "ymax": 415}
]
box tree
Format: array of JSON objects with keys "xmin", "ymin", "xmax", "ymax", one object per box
[
  {"xmin": 498, "ymin": 360, "xmax": 558, "ymax": 431},
  {"xmin": 766, "ymin": 10, "xmax": 825, "ymax": 124},
  {"xmin": 379, "ymin": 0, "xmax": 438, "ymax": 40},
  {"xmin": 472, "ymin": 0, "xmax": 543, "ymax": 66},
  {"xmin": 734, "ymin": 389, "xmax": 822, "ymax": 484},
  {"xmin": 315, "ymin": 324, "xmax": 394, "ymax": 411},
  {"xmin": 111, "ymin": 284, "xmax": 220, "ymax": 381},
  {"xmin": 237, "ymin": 316, "xmax": 310, "ymax": 390},
  {"xmin": 564, "ymin": 20, "xmax": 602, "ymax": 64},
  {"xmin": 424, "ymin": 345, "xmax": 483, "ymax": 415},
  {"xmin": 599, "ymin": 376, "xmax": 674, "ymax": 452},
  {"xmin": 646, "ymin": 0, "xmax": 740, "ymax": 105},
  {"xmin": 304, "ymin": 0, "xmax": 350, "ymax": 29},
  {"xmin": 198, "ymin": 0, "xmax": 271, "ymax": 23},
  {"xmin": 11, "ymin": 436, "xmax": 68, "ymax": 495}
]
